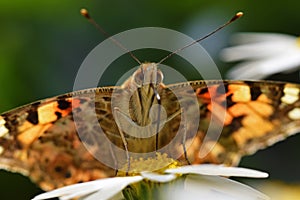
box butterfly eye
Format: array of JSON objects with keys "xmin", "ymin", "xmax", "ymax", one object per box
[
  {"xmin": 133, "ymin": 69, "xmax": 163, "ymax": 86},
  {"xmin": 155, "ymin": 70, "xmax": 163, "ymax": 84},
  {"xmin": 134, "ymin": 70, "xmax": 145, "ymax": 86}
]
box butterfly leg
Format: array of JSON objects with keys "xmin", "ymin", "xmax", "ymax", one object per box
[
  {"xmin": 113, "ymin": 107, "xmax": 130, "ymax": 175},
  {"xmin": 181, "ymin": 108, "xmax": 191, "ymax": 165}
]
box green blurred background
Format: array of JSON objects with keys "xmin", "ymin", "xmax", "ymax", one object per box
[{"xmin": 1, "ymin": 0, "xmax": 300, "ymax": 199}]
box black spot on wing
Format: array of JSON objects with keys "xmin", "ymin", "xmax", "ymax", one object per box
[
  {"xmin": 250, "ymin": 87, "xmax": 262, "ymax": 100},
  {"xmin": 103, "ymin": 97, "xmax": 112, "ymax": 101},
  {"xmin": 226, "ymin": 93, "xmax": 236, "ymax": 107},
  {"xmin": 31, "ymin": 101, "xmax": 41, "ymax": 107},
  {"xmin": 220, "ymin": 93, "xmax": 236, "ymax": 108},
  {"xmin": 57, "ymin": 99, "xmax": 71, "ymax": 110},
  {"xmin": 197, "ymin": 87, "xmax": 208, "ymax": 95},
  {"xmin": 64, "ymin": 171, "xmax": 72, "ymax": 178},
  {"xmin": 26, "ymin": 110, "xmax": 39, "ymax": 125},
  {"xmin": 55, "ymin": 111, "xmax": 62, "ymax": 119}
]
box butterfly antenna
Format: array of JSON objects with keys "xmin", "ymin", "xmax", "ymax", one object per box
[
  {"xmin": 157, "ymin": 12, "xmax": 243, "ymax": 65},
  {"xmin": 80, "ymin": 8, "xmax": 142, "ymax": 65}
]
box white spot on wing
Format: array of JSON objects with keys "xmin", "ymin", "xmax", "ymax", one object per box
[
  {"xmin": 281, "ymin": 87, "xmax": 300, "ymax": 104},
  {"xmin": 0, "ymin": 116, "xmax": 9, "ymax": 138},
  {"xmin": 0, "ymin": 117, "xmax": 5, "ymax": 125},
  {"xmin": 288, "ymin": 108, "xmax": 300, "ymax": 120}
]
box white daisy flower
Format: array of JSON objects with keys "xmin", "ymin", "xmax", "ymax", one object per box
[
  {"xmin": 32, "ymin": 155, "xmax": 269, "ymax": 200},
  {"xmin": 220, "ymin": 33, "xmax": 300, "ymax": 79}
]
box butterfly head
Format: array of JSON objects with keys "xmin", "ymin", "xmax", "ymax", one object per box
[{"xmin": 132, "ymin": 62, "xmax": 164, "ymax": 87}]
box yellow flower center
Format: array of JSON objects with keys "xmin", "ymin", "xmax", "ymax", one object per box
[{"xmin": 117, "ymin": 152, "xmax": 181, "ymax": 176}]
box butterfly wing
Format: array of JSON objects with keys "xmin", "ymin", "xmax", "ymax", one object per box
[
  {"xmin": 175, "ymin": 80, "xmax": 300, "ymax": 166},
  {"xmin": 0, "ymin": 88, "xmax": 117, "ymax": 190},
  {"xmin": 2, "ymin": 79, "xmax": 300, "ymax": 190}
]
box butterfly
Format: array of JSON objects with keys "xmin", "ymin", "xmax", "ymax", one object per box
[{"xmin": 1, "ymin": 61, "xmax": 300, "ymax": 191}]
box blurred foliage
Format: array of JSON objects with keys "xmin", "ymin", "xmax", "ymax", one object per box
[{"xmin": 1, "ymin": 0, "xmax": 300, "ymax": 199}]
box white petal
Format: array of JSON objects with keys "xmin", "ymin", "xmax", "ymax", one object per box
[
  {"xmin": 220, "ymin": 42, "xmax": 292, "ymax": 62},
  {"xmin": 163, "ymin": 174, "xmax": 269, "ymax": 200},
  {"xmin": 32, "ymin": 176, "xmax": 143, "ymax": 200},
  {"xmin": 227, "ymin": 51, "xmax": 300, "ymax": 79},
  {"xmin": 229, "ymin": 33, "xmax": 296, "ymax": 45},
  {"xmin": 82, "ymin": 176, "xmax": 142, "ymax": 200},
  {"xmin": 220, "ymin": 33, "xmax": 298, "ymax": 60},
  {"xmin": 141, "ymin": 171, "xmax": 177, "ymax": 182},
  {"xmin": 220, "ymin": 37, "xmax": 298, "ymax": 62},
  {"xmin": 165, "ymin": 164, "xmax": 268, "ymax": 178},
  {"xmin": 226, "ymin": 61, "xmax": 270, "ymax": 79},
  {"xmin": 32, "ymin": 181, "xmax": 104, "ymax": 200},
  {"xmin": 60, "ymin": 187, "xmax": 102, "ymax": 200},
  {"xmin": 221, "ymin": 32, "xmax": 300, "ymax": 79}
]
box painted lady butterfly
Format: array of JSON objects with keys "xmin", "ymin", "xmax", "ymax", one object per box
[
  {"xmin": 1, "ymin": 62, "xmax": 300, "ymax": 191},
  {"xmin": 1, "ymin": 9, "xmax": 299, "ymax": 195}
]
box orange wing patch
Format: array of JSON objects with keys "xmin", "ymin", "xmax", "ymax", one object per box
[
  {"xmin": 15, "ymin": 98, "xmax": 79, "ymax": 147},
  {"xmin": 17, "ymin": 124, "xmax": 52, "ymax": 147}
]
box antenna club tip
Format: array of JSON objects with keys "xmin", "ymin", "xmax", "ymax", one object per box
[
  {"xmin": 230, "ymin": 11, "xmax": 244, "ymax": 22},
  {"xmin": 80, "ymin": 8, "xmax": 90, "ymax": 19},
  {"xmin": 236, "ymin": 12, "xmax": 244, "ymax": 18}
]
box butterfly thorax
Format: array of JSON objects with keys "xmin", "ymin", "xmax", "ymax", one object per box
[
  {"xmin": 104, "ymin": 62, "xmax": 182, "ymax": 155},
  {"xmin": 119, "ymin": 62, "xmax": 165, "ymax": 127}
]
